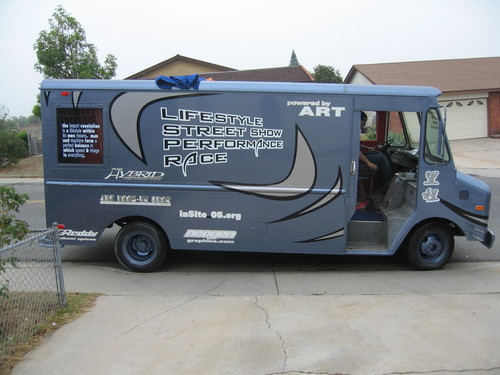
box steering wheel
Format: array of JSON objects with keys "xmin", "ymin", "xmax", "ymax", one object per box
[{"xmin": 369, "ymin": 140, "xmax": 393, "ymax": 153}]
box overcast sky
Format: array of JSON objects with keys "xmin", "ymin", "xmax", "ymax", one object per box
[{"xmin": 1, "ymin": 0, "xmax": 499, "ymax": 117}]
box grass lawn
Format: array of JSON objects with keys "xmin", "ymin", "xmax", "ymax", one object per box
[
  {"xmin": 0, "ymin": 156, "xmax": 43, "ymax": 178},
  {"xmin": 0, "ymin": 293, "xmax": 98, "ymax": 375}
]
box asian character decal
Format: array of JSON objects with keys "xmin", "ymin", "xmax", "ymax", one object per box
[{"xmin": 422, "ymin": 170, "xmax": 440, "ymax": 203}]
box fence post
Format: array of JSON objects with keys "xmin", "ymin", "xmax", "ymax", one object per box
[{"xmin": 52, "ymin": 223, "xmax": 67, "ymax": 306}]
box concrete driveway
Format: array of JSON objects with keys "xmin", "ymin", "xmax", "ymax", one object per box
[{"xmin": 12, "ymin": 261, "xmax": 500, "ymax": 375}]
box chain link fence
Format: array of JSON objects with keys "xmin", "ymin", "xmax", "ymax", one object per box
[{"xmin": 0, "ymin": 225, "xmax": 66, "ymax": 362}]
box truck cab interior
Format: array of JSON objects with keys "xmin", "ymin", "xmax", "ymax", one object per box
[
  {"xmin": 357, "ymin": 109, "xmax": 449, "ymax": 201},
  {"xmin": 350, "ymin": 108, "xmax": 451, "ymax": 257}
]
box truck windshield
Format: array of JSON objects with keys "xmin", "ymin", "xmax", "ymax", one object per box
[
  {"xmin": 387, "ymin": 109, "xmax": 450, "ymax": 164},
  {"xmin": 388, "ymin": 111, "xmax": 421, "ymax": 149},
  {"xmin": 424, "ymin": 108, "xmax": 450, "ymax": 165}
]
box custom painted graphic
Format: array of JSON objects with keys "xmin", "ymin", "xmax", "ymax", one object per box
[
  {"xmin": 50, "ymin": 89, "xmax": 351, "ymax": 249},
  {"xmin": 110, "ymin": 93, "xmax": 286, "ymax": 177},
  {"xmin": 110, "ymin": 92, "xmax": 190, "ymax": 163},
  {"xmin": 211, "ymin": 126, "xmax": 314, "ymax": 200},
  {"xmin": 108, "ymin": 92, "xmax": 348, "ymax": 244},
  {"xmin": 440, "ymin": 199, "xmax": 489, "ymax": 228}
]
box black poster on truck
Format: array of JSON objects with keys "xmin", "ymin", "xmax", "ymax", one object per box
[{"xmin": 57, "ymin": 108, "xmax": 103, "ymax": 164}]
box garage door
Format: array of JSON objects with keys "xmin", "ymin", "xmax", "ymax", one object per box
[{"xmin": 440, "ymin": 93, "xmax": 488, "ymax": 140}]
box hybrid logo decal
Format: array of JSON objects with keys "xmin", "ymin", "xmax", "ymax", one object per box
[
  {"xmin": 287, "ymin": 100, "xmax": 346, "ymax": 118},
  {"xmin": 105, "ymin": 168, "xmax": 165, "ymax": 181},
  {"xmin": 184, "ymin": 229, "xmax": 237, "ymax": 244},
  {"xmin": 161, "ymin": 107, "xmax": 284, "ymax": 176}
]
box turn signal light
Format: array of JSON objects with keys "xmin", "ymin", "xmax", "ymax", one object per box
[{"xmin": 475, "ymin": 205, "xmax": 485, "ymax": 211}]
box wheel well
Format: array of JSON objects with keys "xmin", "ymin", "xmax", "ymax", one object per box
[
  {"xmin": 114, "ymin": 216, "xmax": 170, "ymax": 247},
  {"xmin": 397, "ymin": 218, "xmax": 463, "ymax": 254},
  {"xmin": 408, "ymin": 218, "xmax": 463, "ymax": 238}
]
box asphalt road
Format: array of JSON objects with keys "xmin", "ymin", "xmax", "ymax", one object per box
[{"xmin": 8, "ymin": 175, "xmax": 500, "ymax": 269}]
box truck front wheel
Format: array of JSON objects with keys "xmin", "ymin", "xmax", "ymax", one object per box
[
  {"xmin": 406, "ymin": 223, "xmax": 454, "ymax": 270},
  {"xmin": 114, "ymin": 222, "xmax": 168, "ymax": 272}
]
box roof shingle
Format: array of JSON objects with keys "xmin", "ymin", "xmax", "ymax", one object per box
[
  {"xmin": 199, "ymin": 66, "xmax": 314, "ymax": 83},
  {"xmin": 345, "ymin": 57, "xmax": 500, "ymax": 93}
]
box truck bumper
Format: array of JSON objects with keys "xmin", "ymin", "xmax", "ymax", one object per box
[{"xmin": 482, "ymin": 230, "xmax": 495, "ymax": 249}]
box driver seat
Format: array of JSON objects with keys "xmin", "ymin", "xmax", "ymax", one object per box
[{"xmin": 357, "ymin": 163, "xmax": 377, "ymax": 202}]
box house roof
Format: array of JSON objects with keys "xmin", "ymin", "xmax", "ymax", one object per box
[
  {"xmin": 126, "ymin": 54, "xmax": 234, "ymax": 79},
  {"xmin": 345, "ymin": 57, "xmax": 500, "ymax": 93},
  {"xmin": 199, "ymin": 66, "xmax": 315, "ymax": 83},
  {"xmin": 126, "ymin": 55, "xmax": 314, "ymax": 83}
]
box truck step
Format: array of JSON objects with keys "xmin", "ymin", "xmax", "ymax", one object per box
[
  {"xmin": 348, "ymin": 219, "xmax": 386, "ymax": 246},
  {"xmin": 346, "ymin": 243, "xmax": 388, "ymax": 253}
]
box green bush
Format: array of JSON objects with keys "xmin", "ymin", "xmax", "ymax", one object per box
[
  {"xmin": 0, "ymin": 186, "xmax": 29, "ymax": 248},
  {"xmin": 0, "ymin": 130, "xmax": 28, "ymax": 166},
  {"xmin": 0, "ymin": 186, "xmax": 29, "ymax": 298},
  {"xmin": 18, "ymin": 130, "xmax": 29, "ymax": 147}
]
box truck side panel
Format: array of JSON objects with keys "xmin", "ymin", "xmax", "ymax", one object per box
[{"xmin": 43, "ymin": 90, "xmax": 356, "ymax": 255}]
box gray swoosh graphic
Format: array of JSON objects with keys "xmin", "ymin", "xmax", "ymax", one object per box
[
  {"xmin": 298, "ymin": 228, "xmax": 345, "ymax": 243},
  {"xmin": 110, "ymin": 92, "xmax": 195, "ymax": 163},
  {"xmin": 211, "ymin": 126, "xmax": 316, "ymax": 199},
  {"xmin": 271, "ymin": 167, "xmax": 343, "ymax": 222}
]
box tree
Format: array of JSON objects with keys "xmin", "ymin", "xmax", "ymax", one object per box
[
  {"xmin": 289, "ymin": 50, "xmax": 300, "ymax": 67},
  {"xmin": 7, "ymin": 115, "xmax": 40, "ymax": 129},
  {"xmin": 312, "ymin": 65, "xmax": 343, "ymax": 83},
  {"xmin": 34, "ymin": 6, "xmax": 117, "ymax": 79},
  {"xmin": 0, "ymin": 105, "xmax": 10, "ymax": 130},
  {"xmin": 32, "ymin": 95, "xmax": 41, "ymax": 118},
  {"xmin": 33, "ymin": 6, "xmax": 118, "ymax": 116}
]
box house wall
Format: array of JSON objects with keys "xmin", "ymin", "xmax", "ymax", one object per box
[
  {"xmin": 489, "ymin": 91, "xmax": 500, "ymax": 137},
  {"xmin": 140, "ymin": 60, "xmax": 230, "ymax": 79}
]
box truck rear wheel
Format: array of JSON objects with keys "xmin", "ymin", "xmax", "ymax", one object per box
[
  {"xmin": 406, "ymin": 223, "xmax": 454, "ymax": 270},
  {"xmin": 114, "ymin": 222, "xmax": 167, "ymax": 272}
]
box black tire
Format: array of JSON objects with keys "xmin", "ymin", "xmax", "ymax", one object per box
[
  {"xmin": 114, "ymin": 222, "xmax": 168, "ymax": 272},
  {"xmin": 406, "ymin": 223, "xmax": 454, "ymax": 270}
]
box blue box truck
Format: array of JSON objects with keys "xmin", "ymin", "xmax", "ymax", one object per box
[{"xmin": 40, "ymin": 78, "xmax": 495, "ymax": 271}]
